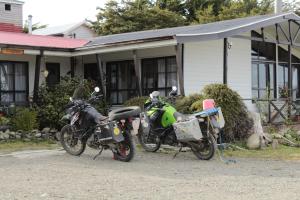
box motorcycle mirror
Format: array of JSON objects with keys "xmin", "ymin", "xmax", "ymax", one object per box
[
  {"xmin": 69, "ymin": 97, "xmax": 73, "ymax": 102},
  {"xmin": 94, "ymin": 87, "xmax": 100, "ymax": 93},
  {"xmin": 172, "ymin": 86, "xmax": 177, "ymax": 92}
]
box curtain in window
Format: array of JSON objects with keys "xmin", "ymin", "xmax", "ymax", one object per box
[{"xmin": 0, "ymin": 62, "xmax": 28, "ymax": 104}]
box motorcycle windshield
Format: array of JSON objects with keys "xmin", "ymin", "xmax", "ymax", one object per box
[{"xmin": 72, "ymin": 84, "xmax": 90, "ymax": 100}]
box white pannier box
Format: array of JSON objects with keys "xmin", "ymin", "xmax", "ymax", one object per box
[{"xmin": 173, "ymin": 118, "xmax": 203, "ymax": 142}]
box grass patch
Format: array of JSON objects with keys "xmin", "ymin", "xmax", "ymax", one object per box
[
  {"xmin": 224, "ymin": 144, "xmax": 300, "ymax": 160},
  {"xmin": 0, "ymin": 140, "xmax": 59, "ymax": 154}
]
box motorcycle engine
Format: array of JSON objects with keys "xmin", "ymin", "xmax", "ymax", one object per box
[{"xmin": 163, "ymin": 131, "xmax": 177, "ymax": 146}]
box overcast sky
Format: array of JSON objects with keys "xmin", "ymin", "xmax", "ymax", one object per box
[{"xmin": 23, "ymin": 0, "xmax": 108, "ymax": 26}]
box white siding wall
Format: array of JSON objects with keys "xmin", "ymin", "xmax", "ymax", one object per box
[
  {"xmin": 69, "ymin": 25, "xmax": 96, "ymax": 40},
  {"xmin": 227, "ymin": 37, "xmax": 254, "ymax": 110},
  {"xmin": 184, "ymin": 40, "xmax": 223, "ymax": 95},
  {"xmin": 0, "ymin": 2, "xmax": 22, "ymax": 26}
]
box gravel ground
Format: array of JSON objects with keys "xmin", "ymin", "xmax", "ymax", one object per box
[{"xmin": 0, "ymin": 147, "xmax": 300, "ymax": 200}]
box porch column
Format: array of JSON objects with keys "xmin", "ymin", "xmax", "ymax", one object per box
[
  {"xmin": 133, "ymin": 50, "xmax": 142, "ymax": 96},
  {"xmin": 223, "ymin": 38, "xmax": 228, "ymax": 85},
  {"xmin": 175, "ymin": 43, "xmax": 185, "ymax": 96},
  {"xmin": 33, "ymin": 50, "xmax": 43, "ymax": 102},
  {"xmin": 288, "ymin": 44, "xmax": 293, "ymax": 117},
  {"xmin": 96, "ymin": 54, "xmax": 106, "ymax": 99},
  {"xmin": 70, "ymin": 57, "xmax": 75, "ymax": 78}
]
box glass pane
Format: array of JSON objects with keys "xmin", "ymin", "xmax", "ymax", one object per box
[
  {"xmin": 167, "ymin": 57, "xmax": 177, "ymax": 72},
  {"xmin": 157, "ymin": 59, "xmax": 165, "ymax": 73},
  {"xmin": 15, "ymin": 63, "xmax": 26, "ymax": 90},
  {"xmin": 110, "ymin": 92, "xmax": 117, "ymax": 104},
  {"xmin": 1, "ymin": 93, "xmax": 13, "ymax": 103},
  {"xmin": 252, "ymin": 64, "xmax": 258, "ymax": 88},
  {"xmin": 252, "ymin": 90, "xmax": 258, "ymax": 99},
  {"xmin": 118, "ymin": 91, "xmax": 128, "ymax": 104},
  {"xmin": 167, "ymin": 72, "xmax": 177, "ymax": 87},
  {"xmin": 278, "ymin": 65, "xmax": 285, "ymax": 88},
  {"xmin": 15, "ymin": 93, "xmax": 26, "ymax": 102},
  {"xmin": 158, "ymin": 73, "xmax": 165, "ymax": 88},
  {"xmin": 269, "ymin": 64, "xmax": 274, "ymax": 90},
  {"xmin": 258, "ymin": 64, "xmax": 266, "ymax": 89},
  {"xmin": 0, "ymin": 63, "xmax": 14, "ymax": 91}
]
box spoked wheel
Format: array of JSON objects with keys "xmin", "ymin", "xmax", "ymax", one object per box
[
  {"xmin": 60, "ymin": 125, "xmax": 86, "ymax": 156},
  {"xmin": 113, "ymin": 131, "xmax": 135, "ymax": 162},
  {"xmin": 137, "ymin": 130, "xmax": 161, "ymax": 152},
  {"xmin": 190, "ymin": 133, "xmax": 216, "ymax": 160}
]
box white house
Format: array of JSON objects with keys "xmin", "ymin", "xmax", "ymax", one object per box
[
  {"xmin": 0, "ymin": 4, "xmax": 300, "ymax": 122},
  {"xmin": 32, "ymin": 21, "xmax": 97, "ymax": 40}
]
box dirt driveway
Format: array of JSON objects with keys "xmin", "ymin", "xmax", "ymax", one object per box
[{"xmin": 0, "ymin": 148, "xmax": 300, "ymax": 200}]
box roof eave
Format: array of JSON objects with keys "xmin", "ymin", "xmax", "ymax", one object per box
[{"xmin": 175, "ymin": 12, "xmax": 300, "ymax": 43}]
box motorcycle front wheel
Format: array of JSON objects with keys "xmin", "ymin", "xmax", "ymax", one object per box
[
  {"xmin": 137, "ymin": 129, "xmax": 161, "ymax": 152},
  {"xmin": 190, "ymin": 133, "xmax": 216, "ymax": 160},
  {"xmin": 113, "ymin": 130, "xmax": 135, "ymax": 162},
  {"xmin": 60, "ymin": 125, "xmax": 86, "ymax": 156}
]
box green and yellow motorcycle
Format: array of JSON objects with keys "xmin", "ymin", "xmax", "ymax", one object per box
[{"xmin": 138, "ymin": 87, "xmax": 223, "ymax": 160}]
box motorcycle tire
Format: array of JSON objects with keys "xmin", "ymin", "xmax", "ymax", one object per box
[
  {"xmin": 190, "ymin": 133, "xmax": 216, "ymax": 160},
  {"xmin": 137, "ymin": 131, "xmax": 161, "ymax": 152},
  {"xmin": 60, "ymin": 125, "xmax": 86, "ymax": 156},
  {"xmin": 113, "ymin": 130, "xmax": 135, "ymax": 162}
]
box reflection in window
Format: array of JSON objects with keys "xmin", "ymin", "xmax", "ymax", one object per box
[
  {"xmin": 106, "ymin": 61, "xmax": 137, "ymax": 105},
  {"xmin": 142, "ymin": 57, "xmax": 177, "ymax": 96},
  {"xmin": 0, "ymin": 62, "xmax": 28, "ymax": 104}
]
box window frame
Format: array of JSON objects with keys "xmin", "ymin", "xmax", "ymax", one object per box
[
  {"xmin": 5, "ymin": 4, "xmax": 11, "ymax": 11},
  {"xmin": 106, "ymin": 60, "xmax": 138, "ymax": 105},
  {"xmin": 141, "ymin": 56, "xmax": 177, "ymax": 96},
  {"xmin": 0, "ymin": 61, "xmax": 29, "ymax": 105}
]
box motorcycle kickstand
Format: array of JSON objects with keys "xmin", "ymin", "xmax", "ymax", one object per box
[
  {"xmin": 173, "ymin": 146, "xmax": 183, "ymax": 159},
  {"xmin": 93, "ymin": 147, "xmax": 104, "ymax": 160}
]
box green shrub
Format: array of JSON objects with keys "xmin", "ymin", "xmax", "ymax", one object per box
[
  {"xmin": 175, "ymin": 94, "xmax": 203, "ymax": 114},
  {"xmin": 0, "ymin": 116, "xmax": 10, "ymax": 126},
  {"xmin": 124, "ymin": 96, "xmax": 149, "ymax": 110},
  {"xmin": 201, "ymin": 84, "xmax": 253, "ymax": 142},
  {"xmin": 11, "ymin": 108, "xmax": 38, "ymax": 131},
  {"xmin": 35, "ymin": 76, "xmax": 107, "ymax": 129}
]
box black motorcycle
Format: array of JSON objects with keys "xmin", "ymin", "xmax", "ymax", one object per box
[{"xmin": 60, "ymin": 86, "xmax": 141, "ymax": 162}]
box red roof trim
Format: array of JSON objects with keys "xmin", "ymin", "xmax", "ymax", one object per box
[{"xmin": 0, "ymin": 23, "xmax": 23, "ymax": 33}]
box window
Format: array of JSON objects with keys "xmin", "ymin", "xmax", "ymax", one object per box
[
  {"xmin": 5, "ymin": 4, "xmax": 11, "ymax": 11},
  {"xmin": 251, "ymin": 35, "xmax": 276, "ymax": 99},
  {"xmin": 0, "ymin": 62, "xmax": 28, "ymax": 105},
  {"xmin": 142, "ymin": 57, "xmax": 177, "ymax": 96},
  {"xmin": 106, "ymin": 61, "xmax": 137, "ymax": 104},
  {"xmin": 84, "ymin": 63, "xmax": 100, "ymax": 82},
  {"xmin": 46, "ymin": 63, "xmax": 60, "ymax": 86}
]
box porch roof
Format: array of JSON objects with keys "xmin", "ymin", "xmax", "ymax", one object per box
[
  {"xmin": 0, "ymin": 31, "xmax": 88, "ymax": 50},
  {"xmin": 83, "ymin": 12, "xmax": 300, "ymax": 48}
]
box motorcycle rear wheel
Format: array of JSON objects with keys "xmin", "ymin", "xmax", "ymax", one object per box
[
  {"xmin": 190, "ymin": 133, "xmax": 216, "ymax": 160},
  {"xmin": 60, "ymin": 125, "xmax": 86, "ymax": 156},
  {"xmin": 113, "ymin": 130, "xmax": 135, "ymax": 162}
]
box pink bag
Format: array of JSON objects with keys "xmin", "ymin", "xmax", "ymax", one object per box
[{"xmin": 202, "ymin": 99, "xmax": 215, "ymax": 110}]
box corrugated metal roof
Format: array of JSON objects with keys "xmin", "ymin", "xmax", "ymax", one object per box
[
  {"xmin": 0, "ymin": 31, "xmax": 88, "ymax": 49},
  {"xmin": 33, "ymin": 21, "xmax": 87, "ymax": 36},
  {"xmin": 86, "ymin": 12, "xmax": 300, "ymax": 47}
]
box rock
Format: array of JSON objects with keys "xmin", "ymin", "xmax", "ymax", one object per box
[
  {"xmin": 31, "ymin": 129, "xmax": 38, "ymax": 134},
  {"xmin": 35, "ymin": 133, "xmax": 42, "ymax": 138},
  {"xmin": 2, "ymin": 132, "xmax": 9, "ymax": 140},
  {"xmin": 15, "ymin": 135, "xmax": 21, "ymax": 140},
  {"xmin": 55, "ymin": 132, "xmax": 61, "ymax": 141},
  {"xmin": 50, "ymin": 129, "xmax": 57, "ymax": 133},
  {"xmin": 42, "ymin": 128, "xmax": 51, "ymax": 134},
  {"xmin": 247, "ymin": 133, "xmax": 261, "ymax": 150},
  {"xmin": 0, "ymin": 134, "xmax": 4, "ymax": 140},
  {"xmin": 23, "ymin": 138, "xmax": 31, "ymax": 142},
  {"xmin": 9, "ymin": 131, "xmax": 16, "ymax": 139},
  {"xmin": 272, "ymin": 139, "xmax": 279, "ymax": 149}
]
